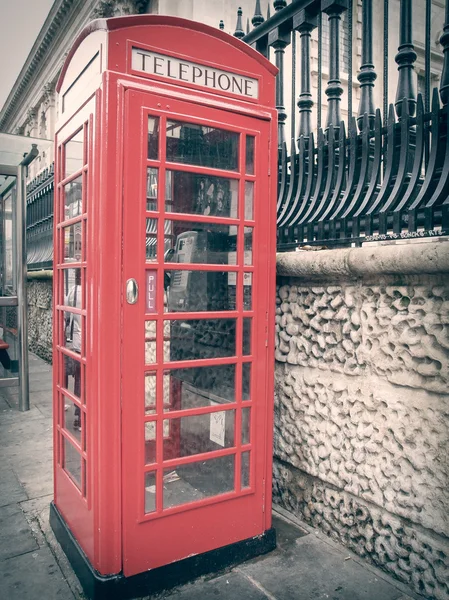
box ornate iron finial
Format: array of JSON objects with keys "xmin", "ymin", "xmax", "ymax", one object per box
[
  {"xmin": 273, "ymin": 0, "xmax": 286, "ymax": 11},
  {"xmin": 357, "ymin": 0, "xmax": 377, "ymax": 128},
  {"xmin": 294, "ymin": 10, "xmax": 318, "ymax": 139},
  {"xmin": 395, "ymin": 0, "xmax": 417, "ymax": 117},
  {"xmin": 252, "ymin": 0, "xmax": 264, "ymax": 28},
  {"xmin": 234, "ymin": 7, "xmax": 245, "ymax": 39},
  {"xmin": 219, "ymin": 20, "xmax": 224, "ymax": 30},
  {"xmin": 439, "ymin": 0, "xmax": 449, "ymax": 105}
]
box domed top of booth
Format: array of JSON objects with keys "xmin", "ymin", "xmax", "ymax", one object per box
[{"xmin": 57, "ymin": 15, "xmax": 277, "ymax": 113}]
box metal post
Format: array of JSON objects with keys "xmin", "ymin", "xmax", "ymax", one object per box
[
  {"xmin": 439, "ymin": 0, "xmax": 449, "ymax": 105},
  {"xmin": 357, "ymin": 0, "xmax": 377, "ymax": 129},
  {"xmin": 294, "ymin": 9, "xmax": 318, "ymax": 139},
  {"xmin": 395, "ymin": 0, "xmax": 417, "ymax": 117}
]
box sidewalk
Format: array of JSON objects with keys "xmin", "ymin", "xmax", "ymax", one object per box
[{"xmin": 0, "ymin": 353, "xmax": 423, "ymax": 600}]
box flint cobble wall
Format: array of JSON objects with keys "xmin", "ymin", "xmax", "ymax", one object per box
[
  {"xmin": 27, "ymin": 278, "xmax": 52, "ymax": 362},
  {"xmin": 274, "ymin": 242, "xmax": 449, "ymax": 600}
]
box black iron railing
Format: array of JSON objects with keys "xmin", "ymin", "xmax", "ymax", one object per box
[
  {"xmin": 26, "ymin": 164, "xmax": 54, "ymax": 270},
  {"xmin": 229, "ymin": 0, "xmax": 449, "ymax": 250}
]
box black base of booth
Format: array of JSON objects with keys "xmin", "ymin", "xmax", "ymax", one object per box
[{"xmin": 50, "ymin": 502, "xmax": 276, "ymax": 600}]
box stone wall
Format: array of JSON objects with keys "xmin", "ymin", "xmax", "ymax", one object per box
[
  {"xmin": 27, "ymin": 276, "xmax": 52, "ymax": 363},
  {"xmin": 274, "ymin": 242, "xmax": 449, "ymax": 600}
]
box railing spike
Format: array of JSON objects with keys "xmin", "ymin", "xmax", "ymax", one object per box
[
  {"xmin": 234, "ymin": 7, "xmax": 245, "ymax": 39},
  {"xmin": 252, "ymin": 0, "xmax": 264, "ymax": 28},
  {"xmin": 439, "ymin": 0, "xmax": 449, "ymax": 104},
  {"xmin": 395, "ymin": 0, "xmax": 417, "ymax": 117},
  {"xmin": 294, "ymin": 9, "xmax": 318, "ymax": 139},
  {"xmin": 267, "ymin": 4, "xmax": 271, "ymax": 19},
  {"xmin": 219, "ymin": 20, "xmax": 224, "ymax": 30}
]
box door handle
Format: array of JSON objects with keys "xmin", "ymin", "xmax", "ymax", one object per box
[{"xmin": 126, "ymin": 279, "xmax": 138, "ymax": 304}]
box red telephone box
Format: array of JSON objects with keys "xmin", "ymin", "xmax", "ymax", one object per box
[{"xmin": 50, "ymin": 15, "xmax": 277, "ymax": 599}]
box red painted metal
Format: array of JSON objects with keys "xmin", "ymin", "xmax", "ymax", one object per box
[{"xmin": 53, "ymin": 15, "xmax": 277, "ymax": 579}]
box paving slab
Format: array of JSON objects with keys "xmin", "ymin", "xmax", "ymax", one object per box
[
  {"xmin": 0, "ymin": 504, "xmax": 39, "ymax": 561},
  {"xmin": 238, "ymin": 528, "xmax": 412, "ymax": 600},
  {"xmin": 160, "ymin": 570, "xmax": 268, "ymax": 600},
  {"xmin": 0, "ymin": 545, "xmax": 74, "ymax": 600},
  {"xmin": 0, "ymin": 468, "xmax": 28, "ymax": 507}
]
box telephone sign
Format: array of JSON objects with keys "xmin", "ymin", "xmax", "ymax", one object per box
[{"xmin": 50, "ymin": 15, "xmax": 277, "ymax": 599}]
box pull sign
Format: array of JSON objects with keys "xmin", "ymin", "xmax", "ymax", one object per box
[
  {"xmin": 146, "ymin": 270, "xmax": 157, "ymax": 313},
  {"xmin": 126, "ymin": 279, "xmax": 138, "ymax": 304}
]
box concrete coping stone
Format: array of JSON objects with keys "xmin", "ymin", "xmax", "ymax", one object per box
[{"xmin": 276, "ymin": 241, "xmax": 449, "ymax": 280}]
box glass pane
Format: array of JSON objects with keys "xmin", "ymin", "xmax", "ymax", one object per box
[
  {"xmin": 166, "ymin": 269, "xmax": 237, "ymax": 312},
  {"xmin": 144, "ymin": 471, "xmax": 156, "ymax": 513},
  {"xmin": 63, "ymin": 223, "xmax": 82, "ymax": 263},
  {"xmin": 63, "ymin": 176, "xmax": 82, "ymax": 220},
  {"xmin": 146, "ymin": 168, "xmax": 158, "ymax": 211},
  {"xmin": 65, "ymin": 129, "xmax": 83, "ymax": 177},
  {"xmin": 246, "ymin": 136, "xmax": 255, "ymax": 174},
  {"xmin": 164, "ymin": 221, "xmax": 237, "ymax": 265},
  {"xmin": 166, "ymin": 121, "xmax": 239, "ymax": 170},
  {"xmin": 242, "ymin": 363, "xmax": 251, "ymax": 401},
  {"xmin": 166, "ymin": 171, "xmax": 238, "ymax": 217},
  {"xmin": 63, "ymin": 312, "xmax": 82, "ymax": 354},
  {"xmin": 243, "ymin": 273, "xmax": 252, "ymax": 310},
  {"xmin": 64, "ymin": 437, "xmax": 81, "ymax": 488},
  {"xmin": 245, "ymin": 181, "xmax": 254, "ymax": 220},
  {"xmin": 144, "ymin": 372, "xmax": 156, "ymax": 414},
  {"xmin": 62, "ymin": 396, "xmax": 81, "ymax": 444},
  {"xmin": 165, "ymin": 318, "xmax": 236, "ymax": 361},
  {"xmin": 163, "ymin": 365, "xmax": 236, "ymax": 411},
  {"xmin": 242, "ymin": 407, "xmax": 251, "ymax": 445},
  {"xmin": 243, "ymin": 318, "xmax": 251, "ymax": 355},
  {"xmin": 241, "ymin": 451, "xmax": 250, "ymax": 489},
  {"xmin": 63, "ymin": 354, "xmax": 81, "ymax": 398},
  {"xmin": 147, "ymin": 117, "xmax": 159, "ymax": 160},
  {"xmin": 146, "ymin": 218, "xmax": 158, "ymax": 262},
  {"xmin": 244, "ymin": 227, "xmax": 253, "ymax": 265},
  {"xmin": 163, "ymin": 454, "xmax": 235, "ymax": 509},
  {"xmin": 2, "ymin": 183, "xmax": 16, "ymax": 291},
  {"xmin": 163, "ymin": 410, "xmax": 235, "ymax": 460},
  {"xmin": 145, "ymin": 321, "xmax": 156, "ymax": 364},
  {"xmin": 0, "ymin": 305, "xmax": 18, "ymax": 378},
  {"xmin": 62, "ymin": 268, "xmax": 83, "ymax": 307},
  {"xmin": 144, "ymin": 422, "xmax": 157, "ymax": 463}
]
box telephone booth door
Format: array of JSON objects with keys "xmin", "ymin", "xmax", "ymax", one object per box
[{"xmin": 121, "ymin": 89, "xmax": 274, "ymax": 575}]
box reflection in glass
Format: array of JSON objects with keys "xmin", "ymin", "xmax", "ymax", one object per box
[
  {"xmin": 241, "ymin": 451, "xmax": 250, "ymax": 489},
  {"xmin": 64, "ymin": 176, "xmax": 82, "ymax": 219},
  {"xmin": 242, "ymin": 407, "xmax": 251, "ymax": 445},
  {"xmin": 147, "ymin": 116, "xmax": 159, "ymax": 160},
  {"xmin": 63, "ymin": 223, "xmax": 82, "ymax": 262},
  {"xmin": 63, "ymin": 355, "xmax": 81, "ymax": 399},
  {"xmin": 163, "ymin": 365, "xmax": 235, "ymax": 412},
  {"xmin": 62, "ymin": 268, "xmax": 82, "ymax": 307},
  {"xmin": 146, "ymin": 218, "xmax": 157, "ymax": 262},
  {"xmin": 164, "ymin": 221, "xmax": 237, "ymax": 265},
  {"xmin": 163, "ymin": 454, "xmax": 235, "ymax": 509},
  {"xmin": 3, "ymin": 184, "xmax": 15, "ymax": 290},
  {"xmin": 165, "ymin": 171, "xmax": 238, "ymax": 217},
  {"xmin": 64, "ymin": 437, "xmax": 81, "ymax": 488},
  {"xmin": 144, "ymin": 422, "xmax": 156, "ymax": 463},
  {"xmin": 245, "ymin": 181, "xmax": 254, "ymax": 220},
  {"xmin": 166, "ymin": 269, "xmax": 237, "ymax": 312},
  {"xmin": 166, "ymin": 318, "xmax": 236, "ymax": 361},
  {"xmin": 244, "ymin": 227, "xmax": 253, "ymax": 265},
  {"xmin": 243, "ymin": 318, "xmax": 251, "ymax": 355},
  {"xmin": 144, "ymin": 321, "xmax": 156, "ymax": 364},
  {"xmin": 166, "ymin": 121, "xmax": 239, "ymax": 170},
  {"xmin": 65, "ymin": 129, "xmax": 84, "ymax": 177},
  {"xmin": 146, "ymin": 168, "xmax": 158, "ymax": 210},
  {"xmin": 246, "ymin": 136, "xmax": 255, "ymax": 174},
  {"xmin": 163, "ymin": 410, "xmax": 235, "ymax": 460},
  {"xmin": 144, "ymin": 372, "xmax": 156, "ymax": 414},
  {"xmin": 144, "ymin": 471, "xmax": 156, "ymax": 513},
  {"xmin": 243, "ymin": 273, "xmax": 252, "ymax": 310},
  {"xmin": 62, "ymin": 396, "xmax": 82, "ymax": 444},
  {"xmin": 242, "ymin": 362, "xmax": 251, "ymax": 400}
]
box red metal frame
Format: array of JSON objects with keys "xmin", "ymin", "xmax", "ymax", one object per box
[{"xmin": 53, "ymin": 15, "xmax": 277, "ymax": 579}]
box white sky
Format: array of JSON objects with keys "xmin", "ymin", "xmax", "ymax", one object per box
[{"xmin": 0, "ymin": 0, "xmax": 55, "ymax": 111}]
